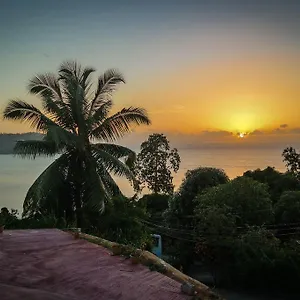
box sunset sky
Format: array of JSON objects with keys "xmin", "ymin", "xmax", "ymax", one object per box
[{"xmin": 0, "ymin": 0, "xmax": 299, "ymax": 149}]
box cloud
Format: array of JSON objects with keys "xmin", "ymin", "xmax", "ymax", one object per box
[
  {"xmin": 200, "ymin": 130, "xmax": 233, "ymax": 137},
  {"xmin": 290, "ymin": 128, "xmax": 300, "ymax": 134},
  {"xmin": 249, "ymin": 130, "xmax": 264, "ymax": 136},
  {"xmin": 280, "ymin": 124, "xmax": 288, "ymax": 129}
]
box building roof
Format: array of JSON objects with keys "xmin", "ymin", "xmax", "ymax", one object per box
[{"xmin": 0, "ymin": 229, "xmax": 192, "ymax": 300}]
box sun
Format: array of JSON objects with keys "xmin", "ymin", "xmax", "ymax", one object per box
[{"xmin": 238, "ymin": 132, "xmax": 245, "ymax": 138}]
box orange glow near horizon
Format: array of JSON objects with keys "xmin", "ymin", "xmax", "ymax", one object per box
[
  {"xmin": 112, "ymin": 53, "xmax": 300, "ymax": 138},
  {"xmin": 1, "ymin": 53, "xmax": 300, "ymax": 146}
]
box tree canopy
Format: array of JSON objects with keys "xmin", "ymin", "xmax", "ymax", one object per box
[
  {"xmin": 3, "ymin": 61, "xmax": 150, "ymax": 227},
  {"xmin": 195, "ymin": 176, "xmax": 274, "ymax": 228},
  {"xmin": 134, "ymin": 133, "xmax": 180, "ymax": 194},
  {"xmin": 166, "ymin": 167, "xmax": 229, "ymax": 226},
  {"xmin": 275, "ymin": 191, "xmax": 300, "ymax": 223},
  {"xmin": 243, "ymin": 166, "xmax": 300, "ymax": 204},
  {"xmin": 282, "ymin": 147, "xmax": 300, "ymax": 179}
]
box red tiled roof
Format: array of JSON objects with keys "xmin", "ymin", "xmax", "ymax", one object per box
[{"xmin": 0, "ymin": 229, "xmax": 192, "ymax": 300}]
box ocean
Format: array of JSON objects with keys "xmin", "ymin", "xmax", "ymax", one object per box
[{"xmin": 0, "ymin": 148, "xmax": 286, "ymax": 213}]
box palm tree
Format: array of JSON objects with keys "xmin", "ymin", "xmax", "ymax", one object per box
[{"xmin": 3, "ymin": 61, "xmax": 150, "ymax": 227}]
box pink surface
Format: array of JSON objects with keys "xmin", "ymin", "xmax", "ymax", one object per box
[{"xmin": 0, "ymin": 229, "xmax": 191, "ymax": 300}]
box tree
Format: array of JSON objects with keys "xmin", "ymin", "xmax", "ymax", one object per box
[
  {"xmin": 135, "ymin": 133, "xmax": 180, "ymax": 194},
  {"xmin": 166, "ymin": 167, "xmax": 229, "ymax": 227},
  {"xmin": 85, "ymin": 196, "xmax": 151, "ymax": 248},
  {"xmin": 282, "ymin": 147, "xmax": 300, "ymax": 179},
  {"xmin": 3, "ymin": 61, "xmax": 150, "ymax": 227},
  {"xmin": 138, "ymin": 194, "xmax": 170, "ymax": 221},
  {"xmin": 243, "ymin": 167, "xmax": 300, "ymax": 204},
  {"xmin": 275, "ymin": 191, "xmax": 300, "ymax": 223},
  {"xmin": 195, "ymin": 177, "xmax": 273, "ymax": 227},
  {"xmin": 163, "ymin": 168, "xmax": 229, "ymax": 271},
  {"xmin": 194, "ymin": 178, "xmax": 273, "ymax": 286}
]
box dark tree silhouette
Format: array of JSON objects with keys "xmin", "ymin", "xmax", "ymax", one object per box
[
  {"xmin": 135, "ymin": 133, "xmax": 180, "ymax": 194},
  {"xmin": 282, "ymin": 147, "xmax": 300, "ymax": 179},
  {"xmin": 3, "ymin": 61, "xmax": 150, "ymax": 227}
]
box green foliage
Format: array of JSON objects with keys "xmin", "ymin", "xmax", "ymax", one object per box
[
  {"xmin": 275, "ymin": 191, "xmax": 300, "ymax": 223},
  {"xmin": 86, "ymin": 196, "xmax": 152, "ymax": 249},
  {"xmin": 229, "ymin": 229, "xmax": 300, "ymax": 291},
  {"xmin": 2, "ymin": 61, "xmax": 150, "ymax": 227},
  {"xmin": 135, "ymin": 133, "xmax": 180, "ymax": 194},
  {"xmin": 282, "ymin": 147, "xmax": 300, "ymax": 179},
  {"xmin": 194, "ymin": 177, "xmax": 274, "ymax": 286},
  {"xmin": 192, "ymin": 177, "xmax": 300, "ymax": 291},
  {"xmin": 138, "ymin": 194, "xmax": 170, "ymax": 221},
  {"xmin": 166, "ymin": 167, "xmax": 229, "ymax": 226},
  {"xmin": 163, "ymin": 168, "xmax": 229, "ymax": 271},
  {"xmin": 195, "ymin": 177, "xmax": 274, "ymax": 227},
  {"xmin": 243, "ymin": 166, "xmax": 300, "ymax": 203},
  {"xmin": 0, "ymin": 207, "xmax": 66, "ymax": 229},
  {"xmin": 195, "ymin": 205, "xmax": 236, "ymax": 239}
]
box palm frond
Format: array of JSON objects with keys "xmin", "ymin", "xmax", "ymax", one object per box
[
  {"xmin": 91, "ymin": 107, "xmax": 151, "ymax": 141},
  {"xmin": 3, "ymin": 99, "xmax": 59, "ymax": 132},
  {"xmin": 28, "ymin": 73, "xmax": 76, "ymax": 131},
  {"xmin": 28, "ymin": 73, "xmax": 62, "ymax": 100},
  {"xmin": 41, "ymin": 95, "xmax": 76, "ymax": 132},
  {"xmin": 87, "ymin": 99, "xmax": 113, "ymax": 130},
  {"xmin": 60, "ymin": 72, "xmax": 87, "ymax": 133},
  {"xmin": 44, "ymin": 125, "xmax": 78, "ymax": 149},
  {"xmin": 91, "ymin": 145, "xmax": 134, "ymax": 180},
  {"xmin": 96, "ymin": 164, "xmax": 123, "ymax": 197},
  {"xmin": 23, "ymin": 153, "xmax": 70, "ymax": 217},
  {"xmin": 59, "ymin": 60, "xmax": 80, "ymax": 79},
  {"xmin": 82, "ymin": 157, "xmax": 108, "ymax": 212},
  {"xmin": 80, "ymin": 66, "xmax": 96, "ymax": 89},
  {"xmin": 93, "ymin": 143, "xmax": 135, "ymax": 159},
  {"xmin": 14, "ymin": 140, "xmax": 58, "ymax": 159},
  {"xmin": 89, "ymin": 69, "xmax": 125, "ymax": 115}
]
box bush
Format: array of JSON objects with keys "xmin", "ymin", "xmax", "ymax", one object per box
[
  {"xmin": 166, "ymin": 167, "xmax": 229, "ymax": 225},
  {"xmin": 195, "ymin": 177, "xmax": 274, "ymax": 227},
  {"xmin": 138, "ymin": 194, "xmax": 170, "ymax": 220},
  {"xmin": 230, "ymin": 229, "xmax": 300, "ymax": 292},
  {"xmin": 163, "ymin": 168, "xmax": 229, "ymax": 271},
  {"xmin": 275, "ymin": 191, "xmax": 300, "ymax": 223},
  {"xmin": 0, "ymin": 207, "xmax": 66, "ymax": 229},
  {"xmin": 86, "ymin": 196, "xmax": 152, "ymax": 249},
  {"xmin": 243, "ymin": 167, "xmax": 300, "ymax": 204}
]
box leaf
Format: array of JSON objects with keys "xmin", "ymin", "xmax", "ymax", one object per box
[
  {"xmin": 23, "ymin": 153, "xmax": 70, "ymax": 217},
  {"xmin": 89, "ymin": 69, "xmax": 125, "ymax": 115},
  {"xmin": 14, "ymin": 140, "xmax": 58, "ymax": 159},
  {"xmin": 93, "ymin": 143, "xmax": 135, "ymax": 159},
  {"xmin": 28, "ymin": 73, "xmax": 62, "ymax": 100},
  {"xmin": 96, "ymin": 163, "xmax": 123, "ymax": 197},
  {"xmin": 91, "ymin": 145, "xmax": 134, "ymax": 180},
  {"xmin": 92, "ymin": 107, "xmax": 151, "ymax": 141},
  {"xmin": 3, "ymin": 99, "xmax": 59, "ymax": 132},
  {"xmin": 81, "ymin": 156, "xmax": 107, "ymax": 212}
]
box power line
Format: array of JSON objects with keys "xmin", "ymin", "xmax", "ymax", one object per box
[{"xmin": 143, "ymin": 219, "xmax": 300, "ymax": 242}]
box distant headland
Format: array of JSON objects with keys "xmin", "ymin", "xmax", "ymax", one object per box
[{"xmin": 0, "ymin": 133, "xmax": 43, "ymax": 154}]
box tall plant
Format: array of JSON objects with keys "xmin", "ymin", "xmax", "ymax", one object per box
[{"xmin": 3, "ymin": 61, "xmax": 150, "ymax": 227}]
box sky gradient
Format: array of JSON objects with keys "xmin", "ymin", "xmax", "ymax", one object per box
[{"xmin": 0, "ymin": 0, "xmax": 299, "ymax": 149}]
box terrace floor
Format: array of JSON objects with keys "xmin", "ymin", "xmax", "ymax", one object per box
[{"xmin": 0, "ymin": 229, "xmax": 191, "ymax": 300}]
